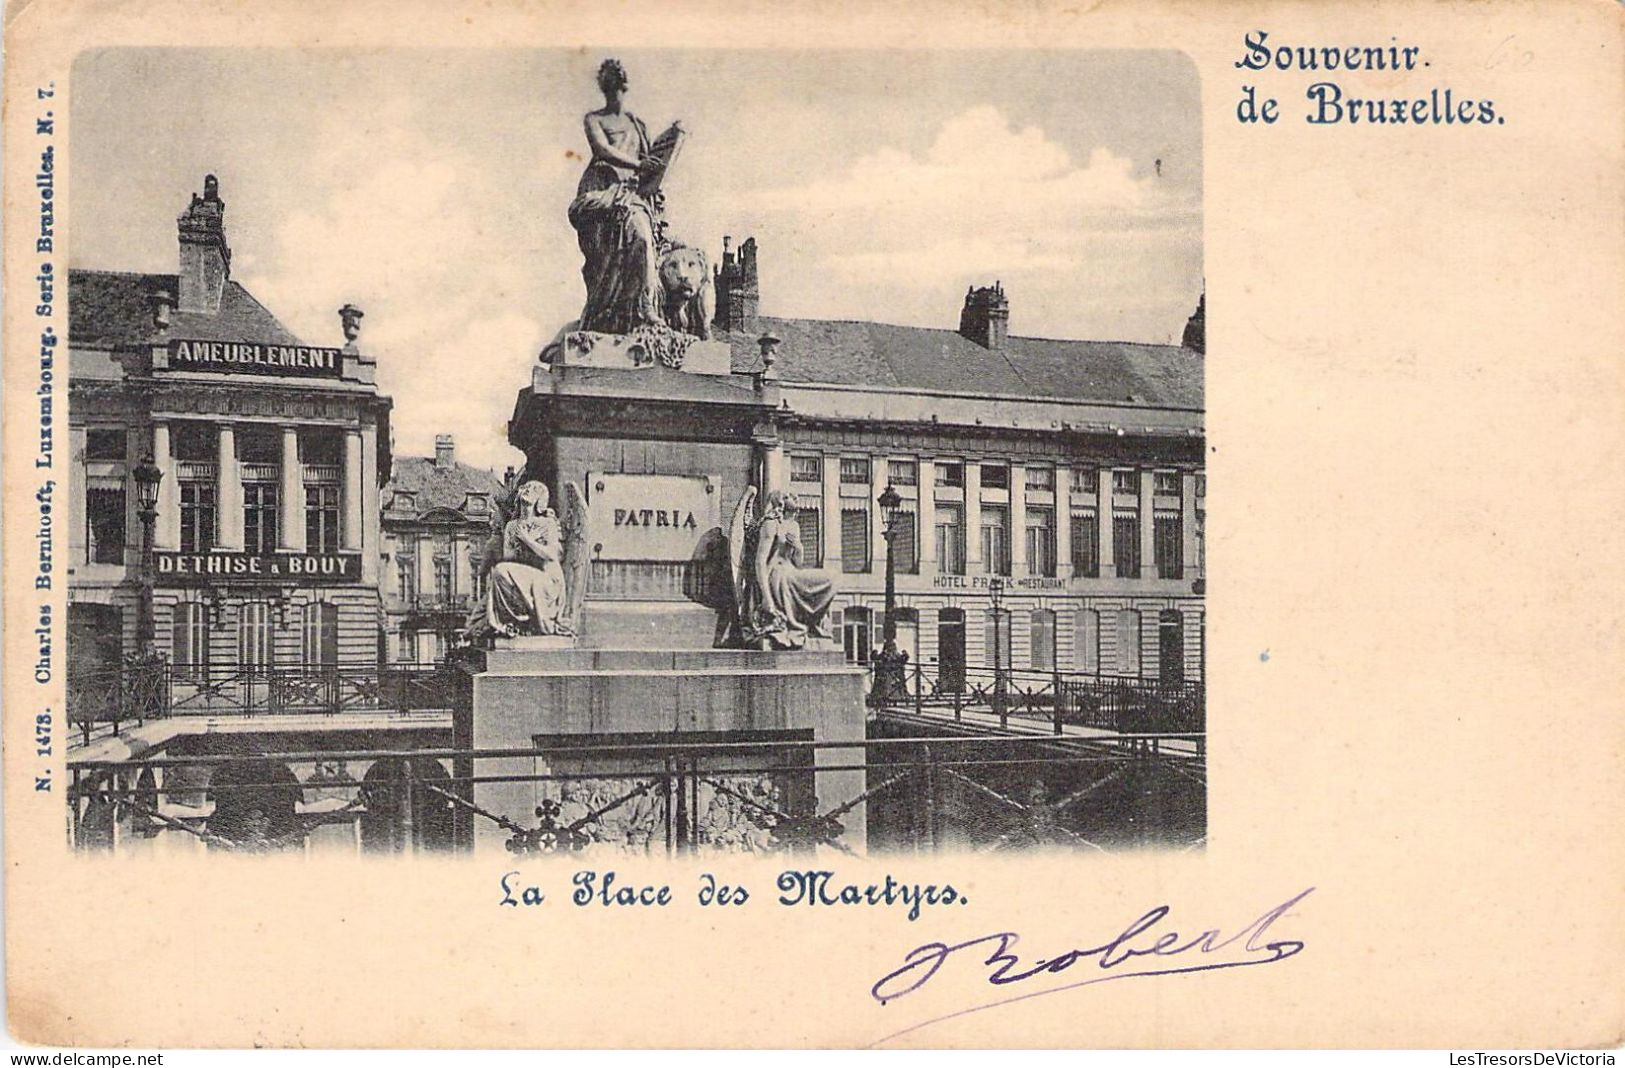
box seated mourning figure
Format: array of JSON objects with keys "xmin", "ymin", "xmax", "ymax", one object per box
[
  {"xmin": 475, "ymin": 480, "xmax": 588, "ymax": 639},
  {"xmin": 731, "ymin": 489, "xmax": 836, "ymax": 650}
]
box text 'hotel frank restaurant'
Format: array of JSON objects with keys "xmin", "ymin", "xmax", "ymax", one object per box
[{"xmin": 66, "ymin": 176, "xmax": 393, "ymax": 684}]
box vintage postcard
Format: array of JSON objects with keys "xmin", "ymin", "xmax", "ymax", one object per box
[{"xmin": 3, "ymin": 0, "xmax": 1622, "ymax": 1051}]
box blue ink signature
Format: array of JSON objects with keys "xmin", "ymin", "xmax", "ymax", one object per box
[{"xmin": 867, "ymin": 887, "xmax": 1314, "ymax": 1046}]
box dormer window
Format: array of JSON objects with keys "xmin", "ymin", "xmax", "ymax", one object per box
[
  {"xmin": 465, "ymin": 493, "xmax": 489, "ymax": 514},
  {"xmin": 393, "ymin": 490, "xmax": 417, "ymax": 510}
]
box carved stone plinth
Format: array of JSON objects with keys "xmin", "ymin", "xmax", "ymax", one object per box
[{"xmin": 541, "ymin": 328, "xmax": 733, "ymax": 376}]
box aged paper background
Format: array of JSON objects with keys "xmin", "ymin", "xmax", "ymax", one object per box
[{"xmin": 4, "ymin": 0, "xmax": 1622, "ymax": 1049}]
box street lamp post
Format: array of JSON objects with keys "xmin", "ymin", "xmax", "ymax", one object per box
[
  {"xmin": 131, "ymin": 454, "xmax": 163, "ymax": 655},
  {"xmin": 989, "ymin": 576, "xmax": 1007, "ymax": 728},
  {"xmin": 869, "ymin": 482, "xmax": 907, "ymax": 707}
]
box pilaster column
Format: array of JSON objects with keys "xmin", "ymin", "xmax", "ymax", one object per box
[
  {"xmin": 1139, "ymin": 469, "xmax": 1156, "ymax": 580},
  {"xmin": 1009, "ymin": 463, "xmax": 1028, "ymax": 577},
  {"xmin": 1055, "ymin": 464, "xmax": 1073, "ymax": 580},
  {"xmin": 1181, "ymin": 471, "xmax": 1200, "ymax": 580},
  {"xmin": 360, "ymin": 422, "xmax": 380, "ymax": 584},
  {"xmin": 216, "ymin": 423, "xmax": 244, "ymax": 551},
  {"xmin": 1097, "ymin": 467, "xmax": 1115, "ymax": 578},
  {"xmin": 279, "ymin": 426, "xmax": 305, "ymax": 552},
  {"xmin": 342, "ymin": 429, "xmax": 363, "ymax": 551},
  {"xmin": 964, "ymin": 461, "xmax": 983, "ymax": 576},
  {"xmin": 150, "ymin": 422, "xmax": 180, "ymax": 551},
  {"xmin": 917, "ymin": 459, "xmax": 936, "ymax": 574},
  {"xmin": 821, "ymin": 454, "xmax": 841, "ymax": 571}
]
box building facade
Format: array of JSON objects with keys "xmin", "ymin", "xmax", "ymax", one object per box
[
  {"xmin": 712, "ymin": 242, "xmax": 1205, "ymax": 685},
  {"xmin": 379, "ymin": 434, "xmax": 504, "ymax": 663},
  {"xmin": 66, "ymin": 176, "xmax": 393, "ymax": 689}
]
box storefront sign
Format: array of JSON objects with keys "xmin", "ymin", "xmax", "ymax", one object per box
[
  {"xmin": 155, "ymin": 551, "xmax": 361, "ymax": 584},
  {"xmin": 588, "ymin": 473, "xmax": 720, "ymax": 562},
  {"xmin": 165, "ymin": 339, "xmax": 343, "ymax": 379},
  {"xmin": 931, "ymin": 574, "xmax": 1066, "ymax": 591}
]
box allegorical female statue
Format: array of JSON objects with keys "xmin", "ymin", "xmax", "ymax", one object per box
[
  {"xmin": 569, "ymin": 58, "xmax": 672, "ymax": 335},
  {"xmin": 736, "ymin": 490, "xmax": 836, "ymax": 650},
  {"xmin": 482, "ymin": 481, "xmax": 574, "ymax": 636}
]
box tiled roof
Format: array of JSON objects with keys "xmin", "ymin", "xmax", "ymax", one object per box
[
  {"xmin": 69, "ymin": 269, "xmax": 308, "ymax": 349},
  {"xmin": 384, "ymin": 456, "xmax": 504, "ymax": 522},
  {"xmin": 718, "ymin": 317, "xmax": 1203, "ymax": 409}
]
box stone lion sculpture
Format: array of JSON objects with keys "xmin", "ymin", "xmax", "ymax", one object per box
[{"xmin": 657, "ymin": 242, "xmax": 713, "ymax": 340}]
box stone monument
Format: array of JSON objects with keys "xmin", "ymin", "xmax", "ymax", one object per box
[{"xmin": 451, "ymin": 60, "xmax": 866, "ymax": 857}]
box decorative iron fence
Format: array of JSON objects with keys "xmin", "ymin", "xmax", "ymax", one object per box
[
  {"xmin": 67, "ymin": 732, "xmax": 1205, "ymax": 856},
  {"xmin": 870, "ymin": 662, "xmax": 1205, "ymax": 739},
  {"xmin": 67, "ymin": 661, "xmax": 454, "ymax": 731}
]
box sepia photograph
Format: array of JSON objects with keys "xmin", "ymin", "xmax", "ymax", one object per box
[{"xmin": 61, "ymin": 47, "xmax": 1206, "ymax": 859}]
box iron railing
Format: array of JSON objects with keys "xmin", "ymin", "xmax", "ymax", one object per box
[
  {"xmin": 67, "ymin": 661, "xmax": 454, "ymax": 729},
  {"xmin": 868, "ymin": 661, "xmax": 1204, "ymax": 740},
  {"xmin": 67, "ymin": 732, "xmax": 1205, "ymax": 856}
]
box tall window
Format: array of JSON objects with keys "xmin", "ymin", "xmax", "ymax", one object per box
[
  {"xmin": 85, "ymin": 428, "xmax": 126, "ymax": 461},
  {"xmin": 981, "ymin": 463, "xmax": 1009, "ymax": 489},
  {"xmin": 397, "ymin": 550, "xmax": 417, "ymax": 601},
  {"xmin": 839, "ymin": 457, "xmax": 870, "ymax": 484},
  {"xmin": 934, "ymin": 461, "xmax": 964, "ymax": 488},
  {"xmin": 887, "ymin": 459, "xmax": 917, "ymax": 486},
  {"xmin": 840, "ymin": 607, "xmax": 873, "ymax": 664},
  {"xmin": 983, "ymin": 609, "xmax": 1012, "ymax": 673},
  {"xmin": 306, "ymin": 484, "xmax": 340, "ymax": 553},
  {"xmin": 86, "ymin": 484, "xmax": 127, "ymax": 565},
  {"xmin": 302, "ymin": 602, "xmax": 339, "ymax": 667},
  {"xmin": 1025, "ymin": 466, "xmax": 1055, "ymax": 491},
  {"xmin": 1071, "ymin": 467, "xmax": 1099, "ymax": 495},
  {"xmin": 840, "ymin": 507, "xmax": 870, "ymax": 573},
  {"xmin": 1112, "ymin": 469, "xmax": 1139, "ymax": 495},
  {"xmin": 891, "ymin": 509, "xmax": 917, "ymax": 574},
  {"xmin": 935, "ymin": 504, "xmax": 965, "ymax": 575},
  {"xmin": 794, "ymin": 496, "xmax": 822, "ymax": 567},
  {"xmin": 1025, "ymin": 507, "xmax": 1055, "ymax": 577},
  {"xmin": 179, "ymin": 481, "xmax": 216, "ymax": 553},
  {"xmin": 1075, "ymin": 608, "xmax": 1100, "ymax": 674},
  {"xmin": 1154, "ymin": 470, "xmax": 1182, "ymax": 496},
  {"xmin": 1029, "ymin": 609, "xmax": 1056, "ymax": 671},
  {"xmin": 171, "ymin": 602, "xmax": 209, "ymax": 680},
  {"xmin": 239, "ymin": 602, "xmax": 274, "ymax": 669},
  {"xmin": 1154, "ymin": 512, "xmax": 1183, "ymax": 579},
  {"xmin": 980, "ymin": 506, "xmax": 1010, "ymax": 576},
  {"xmin": 433, "ymin": 554, "xmax": 453, "ymax": 601},
  {"xmin": 1070, "ymin": 509, "xmax": 1099, "ymax": 577},
  {"xmin": 1115, "ymin": 609, "xmax": 1142, "ymax": 677},
  {"xmin": 1113, "ymin": 512, "xmax": 1141, "ymax": 578},
  {"xmin": 789, "ymin": 454, "xmax": 821, "ymax": 484},
  {"xmin": 243, "ymin": 482, "xmax": 279, "ymax": 554}
]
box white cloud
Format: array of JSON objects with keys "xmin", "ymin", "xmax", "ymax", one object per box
[{"xmin": 741, "ymin": 106, "xmax": 1200, "ymax": 341}]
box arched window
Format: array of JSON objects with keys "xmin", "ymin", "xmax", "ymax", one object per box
[
  {"xmin": 1115, "ymin": 608, "xmax": 1142, "ymax": 678},
  {"xmin": 841, "ymin": 606, "xmax": 873, "ymax": 664},
  {"xmin": 1029, "ymin": 609, "xmax": 1056, "ymax": 672},
  {"xmin": 936, "ymin": 608, "xmax": 965, "ymax": 692},
  {"xmin": 984, "ymin": 609, "xmax": 1012, "ymax": 673},
  {"xmin": 1074, "ymin": 608, "xmax": 1100, "ymax": 674},
  {"xmin": 1159, "ymin": 609, "xmax": 1185, "ymax": 685},
  {"xmin": 302, "ymin": 602, "xmax": 339, "ymax": 668}
]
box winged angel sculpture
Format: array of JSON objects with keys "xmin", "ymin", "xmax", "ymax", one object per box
[
  {"xmin": 726, "ymin": 488, "xmax": 836, "ymax": 650},
  {"xmin": 470, "ymin": 479, "xmax": 590, "ymax": 639}
]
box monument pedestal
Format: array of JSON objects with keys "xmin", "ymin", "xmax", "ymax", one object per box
[{"xmin": 451, "ymin": 645, "xmax": 866, "ymax": 856}]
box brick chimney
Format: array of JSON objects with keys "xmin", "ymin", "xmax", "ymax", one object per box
[
  {"xmin": 1182, "ymin": 291, "xmax": 1205, "ymax": 354},
  {"xmin": 434, "ymin": 434, "xmax": 455, "ymax": 469},
  {"xmin": 712, "ymin": 235, "xmax": 760, "ymax": 332},
  {"xmin": 176, "ymin": 174, "xmax": 231, "ymax": 315},
  {"xmin": 958, "ymin": 281, "xmax": 1009, "ymax": 349}
]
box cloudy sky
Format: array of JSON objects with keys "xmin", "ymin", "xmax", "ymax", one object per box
[{"xmin": 71, "ymin": 48, "xmax": 1202, "ymax": 471}]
